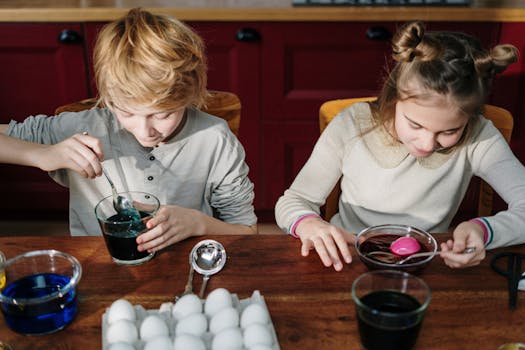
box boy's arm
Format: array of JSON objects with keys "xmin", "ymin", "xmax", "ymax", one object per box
[
  {"xmin": 0, "ymin": 125, "xmax": 103, "ymax": 178},
  {"xmin": 199, "ymin": 214, "xmax": 257, "ymax": 235},
  {"xmin": 0, "ymin": 125, "xmax": 50, "ymax": 168}
]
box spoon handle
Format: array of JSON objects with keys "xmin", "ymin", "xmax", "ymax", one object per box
[
  {"xmin": 397, "ymin": 246, "xmax": 477, "ymax": 264},
  {"xmin": 183, "ymin": 265, "xmax": 194, "ymax": 294},
  {"xmin": 101, "ymin": 166, "xmax": 118, "ymax": 196},
  {"xmin": 199, "ymin": 275, "xmax": 210, "ymax": 299}
]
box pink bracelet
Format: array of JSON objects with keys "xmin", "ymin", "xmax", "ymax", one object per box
[
  {"xmin": 469, "ymin": 218, "xmax": 489, "ymax": 244},
  {"xmin": 290, "ymin": 213, "xmax": 320, "ymax": 238}
]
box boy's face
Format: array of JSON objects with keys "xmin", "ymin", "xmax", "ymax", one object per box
[
  {"xmin": 112, "ymin": 103, "xmax": 186, "ymax": 147},
  {"xmin": 394, "ymin": 96, "xmax": 468, "ymax": 158}
]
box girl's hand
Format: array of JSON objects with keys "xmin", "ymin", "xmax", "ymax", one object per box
[
  {"xmin": 33, "ymin": 133, "xmax": 104, "ymax": 178},
  {"xmin": 295, "ymin": 216, "xmax": 355, "ymax": 271},
  {"xmin": 136, "ymin": 205, "xmax": 205, "ymax": 253},
  {"xmin": 440, "ymin": 221, "xmax": 486, "ymax": 268}
]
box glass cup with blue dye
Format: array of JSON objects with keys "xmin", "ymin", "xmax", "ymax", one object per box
[
  {"xmin": 95, "ymin": 191, "xmax": 160, "ymax": 265},
  {"xmin": 0, "ymin": 250, "xmax": 82, "ymax": 335}
]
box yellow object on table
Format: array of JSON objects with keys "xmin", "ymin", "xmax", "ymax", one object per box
[{"xmin": 0, "ymin": 251, "xmax": 5, "ymax": 289}]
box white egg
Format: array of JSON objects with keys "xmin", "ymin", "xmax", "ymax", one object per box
[
  {"xmin": 173, "ymin": 334, "xmax": 206, "ymax": 350},
  {"xmin": 211, "ymin": 327, "xmax": 244, "ymax": 350},
  {"xmin": 107, "ymin": 299, "xmax": 136, "ymax": 325},
  {"xmin": 143, "ymin": 335, "xmax": 173, "ymax": 350},
  {"xmin": 205, "ymin": 288, "xmax": 232, "ymax": 317},
  {"xmin": 175, "ymin": 312, "xmax": 207, "ymax": 337},
  {"xmin": 240, "ymin": 303, "xmax": 270, "ymax": 328},
  {"xmin": 107, "ymin": 342, "xmax": 136, "ymax": 350},
  {"xmin": 172, "ymin": 293, "xmax": 202, "ymax": 320},
  {"xmin": 209, "ymin": 306, "xmax": 239, "ymax": 334},
  {"xmin": 106, "ymin": 319, "xmax": 138, "ymax": 344},
  {"xmin": 243, "ymin": 323, "xmax": 273, "ymax": 348},
  {"xmin": 140, "ymin": 315, "xmax": 169, "ymax": 342}
]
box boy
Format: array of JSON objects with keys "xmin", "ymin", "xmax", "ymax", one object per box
[{"xmin": 0, "ymin": 8, "xmax": 257, "ymax": 252}]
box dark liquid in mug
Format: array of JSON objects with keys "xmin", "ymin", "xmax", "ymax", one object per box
[
  {"xmin": 357, "ymin": 290, "xmax": 423, "ymax": 350},
  {"xmin": 360, "ymin": 234, "xmax": 429, "ymax": 264},
  {"xmin": 0, "ymin": 273, "xmax": 77, "ymax": 335},
  {"xmin": 101, "ymin": 212, "xmax": 150, "ymax": 261}
]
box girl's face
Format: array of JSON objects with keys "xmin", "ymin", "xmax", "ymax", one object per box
[
  {"xmin": 112, "ymin": 103, "xmax": 186, "ymax": 147},
  {"xmin": 394, "ymin": 97, "xmax": 468, "ymax": 158}
]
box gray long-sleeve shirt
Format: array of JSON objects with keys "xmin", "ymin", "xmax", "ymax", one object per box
[
  {"xmin": 7, "ymin": 107, "xmax": 256, "ymax": 235},
  {"xmin": 275, "ymin": 102, "xmax": 525, "ymax": 249}
]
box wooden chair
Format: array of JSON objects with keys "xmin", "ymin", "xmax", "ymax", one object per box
[
  {"xmin": 319, "ymin": 97, "xmax": 514, "ymax": 221},
  {"xmin": 55, "ymin": 90, "xmax": 241, "ymax": 137}
]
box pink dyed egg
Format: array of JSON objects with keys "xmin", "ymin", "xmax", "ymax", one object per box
[{"xmin": 390, "ymin": 236, "xmax": 421, "ymax": 256}]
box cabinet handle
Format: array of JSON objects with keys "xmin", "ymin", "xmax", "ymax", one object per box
[
  {"xmin": 236, "ymin": 28, "xmax": 261, "ymax": 42},
  {"xmin": 58, "ymin": 29, "xmax": 83, "ymax": 44},
  {"xmin": 365, "ymin": 26, "xmax": 391, "ymax": 41}
]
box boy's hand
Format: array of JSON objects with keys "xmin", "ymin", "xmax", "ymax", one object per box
[
  {"xmin": 440, "ymin": 221, "xmax": 486, "ymax": 268},
  {"xmin": 33, "ymin": 133, "xmax": 104, "ymax": 178},
  {"xmin": 295, "ymin": 216, "xmax": 354, "ymax": 272},
  {"xmin": 137, "ymin": 205, "xmax": 205, "ymax": 253}
]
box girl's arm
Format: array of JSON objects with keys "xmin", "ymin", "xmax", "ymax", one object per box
[
  {"xmin": 444, "ymin": 121, "xmax": 525, "ymax": 268},
  {"xmin": 275, "ymin": 110, "xmax": 357, "ymax": 271}
]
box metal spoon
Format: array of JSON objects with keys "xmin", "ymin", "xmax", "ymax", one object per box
[
  {"xmin": 367, "ymin": 246, "xmax": 476, "ymax": 264},
  {"xmin": 175, "ymin": 265, "xmax": 195, "ymax": 301},
  {"xmin": 190, "ymin": 239, "xmax": 227, "ymax": 298},
  {"xmin": 82, "ymin": 132, "xmax": 140, "ymax": 220},
  {"xmin": 101, "ymin": 166, "xmax": 140, "ymax": 221}
]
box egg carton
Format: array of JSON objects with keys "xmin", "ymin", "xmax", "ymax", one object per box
[{"xmin": 101, "ymin": 290, "xmax": 281, "ymax": 350}]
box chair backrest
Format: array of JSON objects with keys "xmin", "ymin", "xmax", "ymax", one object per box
[
  {"xmin": 318, "ymin": 97, "xmax": 514, "ymax": 221},
  {"xmin": 54, "ymin": 90, "xmax": 241, "ymax": 137}
]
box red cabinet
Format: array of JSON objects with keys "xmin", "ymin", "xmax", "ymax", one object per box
[{"xmin": 0, "ymin": 23, "xmax": 89, "ymax": 219}]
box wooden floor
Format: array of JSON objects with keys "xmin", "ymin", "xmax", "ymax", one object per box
[{"xmin": 0, "ymin": 221, "xmax": 283, "ymax": 236}]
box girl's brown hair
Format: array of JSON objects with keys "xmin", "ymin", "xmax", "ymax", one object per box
[
  {"xmin": 94, "ymin": 8, "xmax": 208, "ymax": 111},
  {"xmin": 372, "ymin": 21, "xmax": 518, "ymax": 144}
]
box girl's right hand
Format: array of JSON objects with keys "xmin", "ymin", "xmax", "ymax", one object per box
[
  {"xmin": 34, "ymin": 133, "xmax": 104, "ymax": 178},
  {"xmin": 295, "ymin": 216, "xmax": 355, "ymax": 271}
]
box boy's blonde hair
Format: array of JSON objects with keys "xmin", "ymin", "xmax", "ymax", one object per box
[{"xmin": 94, "ymin": 8, "xmax": 208, "ymax": 111}]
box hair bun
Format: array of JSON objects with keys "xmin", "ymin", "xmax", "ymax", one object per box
[{"xmin": 392, "ymin": 21, "xmax": 440, "ymax": 62}]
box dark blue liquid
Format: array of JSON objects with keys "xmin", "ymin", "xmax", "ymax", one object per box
[
  {"xmin": 0, "ymin": 273, "xmax": 78, "ymax": 335},
  {"xmin": 101, "ymin": 212, "xmax": 150, "ymax": 261},
  {"xmin": 357, "ymin": 290, "xmax": 423, "ymax": 350}
]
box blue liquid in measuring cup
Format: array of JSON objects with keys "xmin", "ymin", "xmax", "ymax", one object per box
[{"xmin": 0, "ymin": 273, "xmax": 78, "ymax": 335}]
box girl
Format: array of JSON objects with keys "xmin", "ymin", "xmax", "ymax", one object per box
[{"xmin": 275, "ymin": 21, "xmax": 524, "ymax": 271}]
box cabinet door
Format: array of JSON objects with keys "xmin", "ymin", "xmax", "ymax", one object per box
[
  {"xmin": 261, "ymin": 22, "xmax": 396, "ymax": 122},
  {"xmin": 0, "ymin": 23, "xmax": 89, "ymax": 219},
  {"xmin": 259, "ymin": 22, "xmax": 396, "ymax": 212}
]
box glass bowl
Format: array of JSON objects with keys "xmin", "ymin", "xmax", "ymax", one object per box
[
  {"xmin": 355, "ymin": 224, "xmax": 438, "ymax": 274},
  {"xmin": 0, "ymin": 250, "xmax": 82, "ymax": 335}
]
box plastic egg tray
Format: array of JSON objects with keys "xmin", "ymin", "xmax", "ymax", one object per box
[{"xmin": 101, "ymin": 290, "xmax": 281, "ymax": 350}]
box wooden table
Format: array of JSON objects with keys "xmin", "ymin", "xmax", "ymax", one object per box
[{"xmin": 0, "ymin": 234, "xmax": 524, "ymax": 349}]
